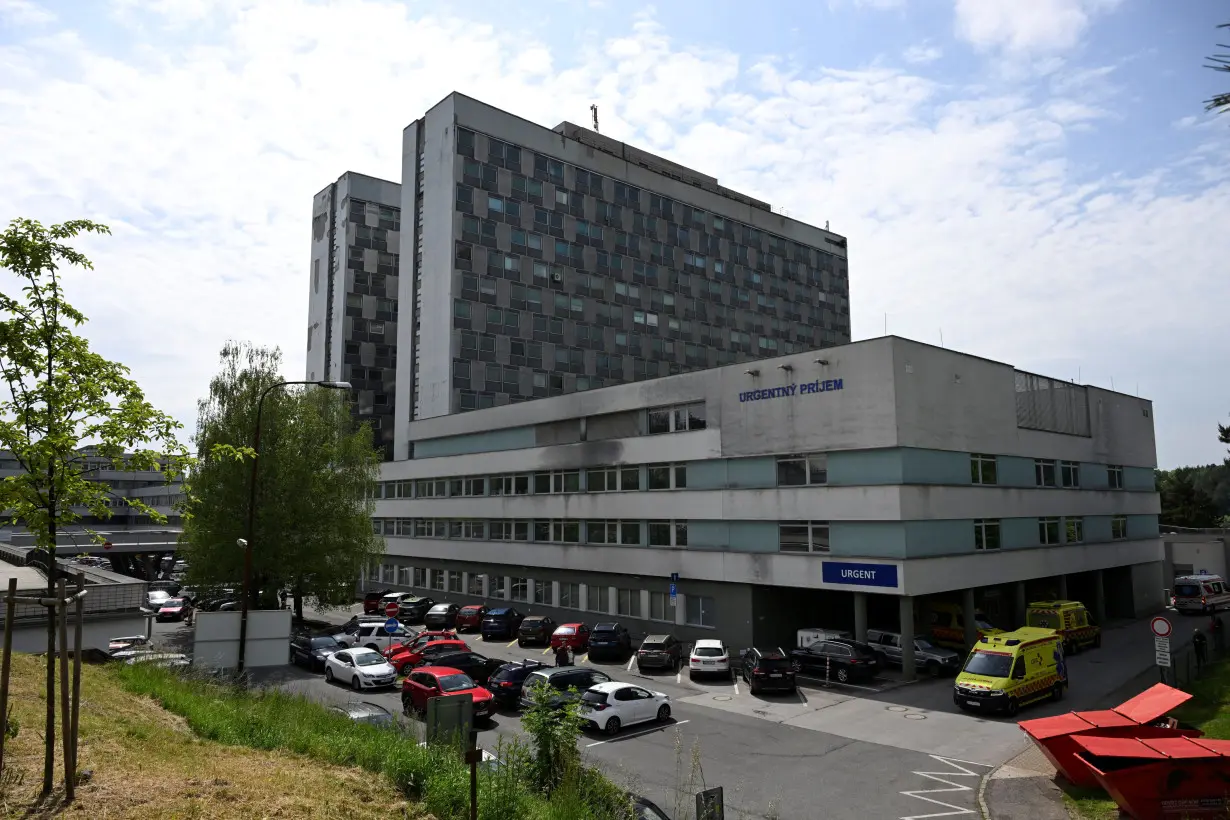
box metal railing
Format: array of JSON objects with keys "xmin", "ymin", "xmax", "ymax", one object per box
[{"xmin": 1164, "ymin": 614, "xmax": 1229, "ymax": 689}]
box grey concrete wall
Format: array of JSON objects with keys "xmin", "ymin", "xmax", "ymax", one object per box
[
  {"xmin": 1129, "ymin": 560, "xmax": 1166, "ymax": 616},
  {"xmin": 306, "ymin": 184, "xmax": 332, "ymax": 382},
  {"xmin": 394, "ymin": 120, "xmax": 422, "ymax": 460},
  {"xmin": 1164, "ymin": 536, "xmax": 1229, "ymax": 580}
]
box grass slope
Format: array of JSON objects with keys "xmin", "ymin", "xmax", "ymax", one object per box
[{"xmin": 0, "ymin": 653, "xmax": 412, "ymax": 819}]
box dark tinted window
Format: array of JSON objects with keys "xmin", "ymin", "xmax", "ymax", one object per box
[
  {"xmin": 1176, "ymin": 584, "xmax": 1202, "ymax": 597},
  {"xmin": 581, "ymin": 690, "xmax": 608, "ymax": 705},
  {"xmin": 641, "ymin": 641, "xmax": 665, "ymax": 650},
  {"xmin": 311, "ymin": 637, "xmax": 342, "ymax": 650},
  {"xmin": 756, "ymin": 657, "xmax": 791, "ymax": 671}
]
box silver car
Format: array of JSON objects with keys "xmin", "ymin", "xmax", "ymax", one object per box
[{"xmin": 866, "ymin": 629, "xmax": 960, "ymax": 676}]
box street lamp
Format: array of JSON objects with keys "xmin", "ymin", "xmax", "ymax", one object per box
[{"xmin": 237, "ymin": 379, "xmax": 351, "ymax": 673}]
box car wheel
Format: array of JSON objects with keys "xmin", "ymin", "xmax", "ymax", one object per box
[
  {"xmin": 749, "ymin": 682, "xmax": 759, "ymax": 695},
  {"xmin": 926, "ymin": 660, "xmax": 941, "ymax": 677},
  {"xmin": 1006, "ymin": 697, "xmax": 1020, "ymax": 717},
  {"xmin": 657, "ymin": 704, "xmax": 671, "ymax": 722},
  {"xmin": 836, "ymin": 667, "xmax": 850, "ymax": 683},
  {"xmin": 688, "ymin": 670, "xmax": 695, "ymax": 681},
  {"xmin": 1051, "ymin": 683, "xmax": 1064, "ymax": 703},
  {"xmin": 604, "ymin": 716, "xmax": 621, "ymax": 736},
  {"xmin": 351, "ymin": 676, "xmax": 362, "ymax": 691},
  {"xmin": 635, "ymin": 664, "xmax": 642, "ymax": 674},
  {"xmin": 517, "ymin": 639, "xmax": 525, "ymax": 647},
  {"xmin": 324, "ymin": 668, "xmax": 334, "ymax": 682}
]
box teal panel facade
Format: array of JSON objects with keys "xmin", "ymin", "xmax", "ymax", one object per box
[
  {"xmin": 1083, "ymin": 515, "xmax": 1114, "ymax": 543},
  {"xmin": 904, "ymin": 519, "xmax": 975, "ymax": 556},
  {"xmin": 727, "ymin": 521, "xmax": 779, "ymax": 552},
  {"xmin": 1000, "ymin": 517, "xmax": 1038, "ymax": 549},
  {"xmin": 687, "ymin": 521, "xmax": 729, "ymax": 551},
  {"xmin": 830, "ymin": 521, "xmax": 907, "ymax": 558},
  {"xmin": 998, "ymin": 456, "xmax": 1036, "ymax": 488},
  {"xmin": 1124, "ymin": 467, "xmax": 1156, "ymax": 492},
  {"xmin": 828, "ymin": 449, "xmax": 903, "ymax": 486},
  {"xmin": 1127, "ymin": 514, "xmax": 1159, "ymax": 539},
  {"xmin": 901, "ymin": 449, "xmax": 971, "ymax": 485},
  {"xmin": 685, "ymin": 460, "xmax": 729, "ymax": 491},
  {"xmin": 1081, "ymin": 463, "xmax": 1109, "ymax": 490},
  {"xmin": 415, "ymin": 426, "xmax": 537, "ymax": 458},
  {"xmin": 726, "ymin": 457, "xmax": 778, "ymax": 489}
]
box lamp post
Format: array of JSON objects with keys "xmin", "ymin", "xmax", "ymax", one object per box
[{"xmin": 237, "ymin": 379, "xmax": 351, "ymax": 673}]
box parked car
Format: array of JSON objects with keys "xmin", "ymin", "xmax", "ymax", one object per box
[
  {"xmin": 481, "ymin": 607, "xmax": 525, "ymax": 640},
  {"xmin": 628, "ymin": 794, "xmax": 672, "ymax": 820},
  {"xmin": 146, "ymin": 590, "xmax": 172, "ymax": 611},
  {"xmin": 485, "ymin": 659, "xmax": 549, "ymax": 708},
  {"xmin": 340, "ymin": 614, "xmax": 393, "ymax": 633},
  {"xmin": 380, "ymin": 591, "xmax": 416, "ymax": 613},
  {"xmin": 423, "ymin": 603, "xmax": 461, "ymax": 630},
  {"xmin": 412, "ymin": 641, "xmax": 478, "ymax": 670},
  {"xmin": 381, "ymin": 629, "xmax": 457, "ymax": 659},
  {"xmin": 397, "ymin": 596, "xmax": 437, "ymax": 623},
  {"xmin": 327, "ymin": 701, "xmax": 395, "ymax": 728},
  {"xmin": 587, "ymin": 623, "xmax": 633, "ymax": 660},
  {"xmin": 688, "ymin": 639, "xmax": 732, "ymax": 680},
  {"xmin": 517, "ymin": 615, "xmax": 557, "ymax": 646},
  {"xmin": 388, "ymin": 638, "xmax": 470, "ymax": 674},
  {"xmin": 363, "ymin": 589, "xmax": 395, "ymax": 615},
  {"xmin": 402, "ymin": 666, "xmax": 495, "ymax": 724},
  {"xmin": 790, "ymin": 638, "xmax": 880, "ymax": 684},
  {"xmin": 636, "ymin": 635, "xmax": 684, "ymax": 672},
  {"xmin": 338, "ymin": 622, "xmax": 414, "ymax": 652},
  {"xmin": 126, "ymin": 652, "xmax": 190, "ymax": 669},
  {"xmin": 421, "ymin": 650, "xmax": 505, "ymax": 686},
  {"xmin": 739, "ymin": 647, "xmax": 797, "ymax": 694},
  {"xmin": 155, "ymin": 597, "xmax": 193, "ymax": 622},
  {"xmin": 550, "ymin": 623, "xmax": 591, "ymax": 652},
  {"xmin": 519, "ymin": 667, "xmax": 613, "ymax": 711},
  {"xmin": 109, "ymin": 635, "xmax": 149, "ymax": 654},
  {"xmin": 580, "ymin": 681, "xmax": 672, "ymax": 736},
  {"xmin": 455, "ymin": 605, "xmax": 488, "ymax": 632},
  {"xmin": 866, "ymin": 629, "xmax": 961, "ymax": 677},
  {"xmin": 290, "ymin": 634, "xmax": 345, "ymax": 671},
  {"xmin": 324, "ymin": 647, "xmax": 397, "ymax": 690}
]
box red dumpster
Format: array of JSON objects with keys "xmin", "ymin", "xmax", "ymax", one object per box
[
  {"xmin": 1018, "ymin": 684, "xmax": 1201, "ymax": 788},
  {"xmin": 1072, "ymin": 735, "xmax": 1230, "ymax": 819}
]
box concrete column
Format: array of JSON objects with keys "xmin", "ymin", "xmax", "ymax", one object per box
[
  {"xmin": 526, "ymin": 577, "xmax": 536, "ymax": 607},
  {"xmin": 503, "ymin": 576, "xmax": 512, "ymax": 600},
  {"xmin": 480, "ymin": 573, "xmax": 490, "ymax": 599},
  {"xmin": 551, "ymin": 580, "xmax": 561, "ymax": 607},
  {"xmin": 640, "ymin": 589, "xmax": 651, "ymax": 621},
  {"xmin": 962, "ymin": 588, "xmax": 978, "ymax": 650},
  {"xmin": 1093, "ymin": 569, "xmax": 1107, "ymax": 625},
  {"xmin": 853, "ymin": 592, "xmax": 869, "ymax": 642},
  {"xmin": 1057, "ymin": 574, "xmax": 1069, "ymax": 600},
  {"xmin": 899, "ymin": 596, "xmax": 916, "ymax": 680},
  {"xmin": 608, "ymin": 585, "xmax": 618, "ymax": 616},
  {"xmin": 1014, "ymin": 582, "xmax": 1027, "ymax": 629},
  {"xmin": 461, "ymin": 572, "xmax": 469, "ymax": 596},
  {"xmin": 675, "ymin": 592, "xmax": 687, "ymax": 626},
  {"xmin": 579, "ymin": 584, "xmax": 589, "ymax": 612}
]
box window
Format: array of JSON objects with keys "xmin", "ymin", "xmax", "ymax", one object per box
[
  {"xmin": 510, "ymin": 577, "xmax": 528, "ymax": 602},
  {"xmin": 974, "ymin": 519, "xmax": 1001, "ymax": 551},
  {"xmin": 586, "ymin": 521, "xmax": 619, "ymax": 544},
  {"xmin": 560, "ymin": 582, "xmax": 580, "ymax": 609},
  {"xmin": 778, "ymin": 521, "xmax": 830, "ymax": 553},
  {"xmin": 450, "ymin": 476, "xmax": 487, "ymax": 497},
  {"xmin": 971, "ymin": 454, "xmax": 998, "ymax": 485},
  {"xmin": 647, "ymin": 463, "xmax": 687, "ymax": 490},
  {"xmin": 648, "ymin": 520, "xmax": 687, "ymax": 547},
  {"xmin": 490, "ymin": 474, "xmax": 531, "ymax": 496},
  {"xmin": 1061, "ymin": 461, "xmax": 1080, "ymax": 488},
  {"xmin": 553, "ymin": 471, "xmax": 581, "ymax": 493},
  {"xmin": 413, "ymin": 567, "xmax": 427, "ymax": 588},
  {"xmin": 415, "ymin": 479, "xmax": 447, "ymax": 498},
  {"xmin": 686, "ymin": 595, "xmax": 715, "ymax": 628},
  {"xmin": 468, "ymin": 573, "xmax": 485, "ymax": 596},
  {"xmin": 587, "ymin": 466, "xmax": 639, "ymax": 492},
  {"xmin": 1039, "ymin": 517, "xmax": 1061, "ymax": 545},
  {"xmin": 647, "ymin": 402, "xmax": 706, "ymax": 434},
  {"xmin": 450, "ymin": 520, "xmax": 487, "ymax": 540},
  {"xmin": 550, "ymin": 520, "xmax": 581, "ymax": 543},
  {"xmin": 489, "ymin": 575, "xmax": 506, "ymax": 599},
  {"xmin": 617, "ymin": 588, "xmax": 641, "ymax": 618},
  {"xmin": 776, "ymin": 454, "xmax": 828, "ymax": 486},
  {"xmin": 649, "ymin": 591, "xmax": 671, "ymax": 621},
  {"xmin": 1112, "ymin": 515, "xmax": 1128, "ymax": 540},
  {"xmin": 430, "ymin": 569, "xmax": 446, "ymax": 591},
  {"xmin": 1108, "ymin": 465, "xmax": 1124, "ymax": 490},
  {"xmin": 1035, "ymin": 460, "xmax": 1057, "ymax": 488},
  {"xmin": 589, "ymin": 585, "xmax": 610, "ymax": 614},
  {"xmin": 448, "ymin": 571, "xmax": 463, "ymax": 593},
  {"xmin": 533, "ymin": 579, "xmax": 551, "ymax": 605},
  {"xmin": 1065, "ymin": 517, "xmax": 1084, "ymax": 543},
  {"xmin": 620, "ymin": 521, "xmax": 640, "ymax": 545}
]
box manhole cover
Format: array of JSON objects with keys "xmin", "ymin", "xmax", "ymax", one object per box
[
  {"xmin": 712, "ymin": 695, "xmax": 733, "ymax": 702},
  {"xmin": 904, "ymin": 713, "xmax": 927, "ymax": 720},
  {"xmin": 887, "ymin": 705, "xmax": 908, "ymax": 712}
]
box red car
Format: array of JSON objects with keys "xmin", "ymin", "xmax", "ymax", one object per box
[
  {"xmin": 550, "ymin": 623, "xmax": 591, "ymax": 651},
  {"xmin": 455, "ymin": 605, "xmax": 488, "ymax": 632},
  {"xmin": 362, "ymin": 589, "xmax": 394, "ymax": 615},
  {"xmin": 380, "ymin": 630, "xmax": 458, "ymax": 660},
  {"xmin": 387, "ymin": 638, "xmax": 469, "ymax": 674},
  {"xmin": 401, "ymin": 665, "xmax": 495, "ymax": 723}
]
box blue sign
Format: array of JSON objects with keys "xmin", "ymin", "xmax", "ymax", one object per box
[
  {"xmin": 384, "ymin": 617, "xmax": 400, "ymax": 634},
  {"xmin": 821, "ymin": 561, "xmax": 899, "ymax": 589},
  {"xmin": 669, "ymin": 582, "xmax": 677, "ymax": 596},
  {"xmin": 671, "ymin": 573, "xmax": 679, "ymax": 583},
  {"xmin": 739, "ymin": 378, "xmax": 844, "ymax": 404}
]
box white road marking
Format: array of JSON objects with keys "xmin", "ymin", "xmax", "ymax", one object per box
[
  {"xmin": 585, "ymin": 720, "xmax": 690, "ymax": 748},
  {"xmin": 675, "ymin": 671, "xmax": 682, "ymax": 684},
  {"xmin": 626, "ymin": 657, "xmax": 635, "ymax": 671},
  {"xmin": 899, "ymin": 755, "xmax": 992, "ymax": 820},
  {"xmin": 796, "ymin": 674, "xmax": 882, "ymax": 692},
  {"xmin": 733, "ymin": 681, "xmax": 740, "ymax": 696},
  {"xmin": 796, "ymin": 687, "xmax": 807, "ymax": 704}
]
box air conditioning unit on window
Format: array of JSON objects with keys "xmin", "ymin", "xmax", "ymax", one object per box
[{"xmin": 551, "ymin": 272, "xmax": 563, "ymax": 282}]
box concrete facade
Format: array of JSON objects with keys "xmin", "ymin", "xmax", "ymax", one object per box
[{"xmin": 368, "ymin": 337, "xmax": 1164, "ymax": 658}]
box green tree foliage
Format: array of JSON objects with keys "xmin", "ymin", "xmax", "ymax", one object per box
[
  {"xmin": 181, "ymin": 342, "xmax": 384, "ymax": 617},
  {"xmin": 0, "ymin": 217, "xmax": 189, "ymax": 795},
  {"xmin": 519, "ymin": 680, "xmax": 586, "ymax": 793},
  {"xmin": 1206, "ymin": 22, "xmax": 1230, "ymax": 114},
  {"xmin": 1158, "ymin": 467, "xmax": 1225, "ymax": 529}
]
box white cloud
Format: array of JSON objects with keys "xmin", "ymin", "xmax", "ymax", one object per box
[
  {"xmin": 0, "ymin": 0, "xmax": 54, "ymax": 25},
  {"xmin": 954, "ymin": 0, "xmax": 1121, "ymax": 54},
  {"xmin": 902, "ymin": 44, "xmax": 943, "ymax": 64},
  {"xmin": 0, "ymin": 1, "xmax": 1225, "ymax": 466}
]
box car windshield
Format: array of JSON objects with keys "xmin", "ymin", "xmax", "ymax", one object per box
[
  {"xmin": 694, "ymin": 647, "xmax": 724, "ymax": 657},
  {"xmin": 430, "ymin": 605, "xmax": 448, "ymax": 613},
  {"xmin": 593, "ymin": 628, "xmax": 616, "ymax": 636},
  {"xmin": 581, "ymin": 690, "xmax": 608, "ymax": 705},
  {"xmin": 462, "ymin": 606, "xmax": 482, "ymax": 612},
  {"xmin": 311, "ymin": 637, "xmax": 342, "ymax": 650},
  {"xmin": 757, "ymin": 657, "xmax": 791, "ymax": 671},
  {"xmin": 556, "ymin": 626, "xmax": 575, "ymax": 634},
  {"xmin": 1175, "ymin": 584, "xmax": 1202, "ymax": 597},
  {"xmin": 641, "ymin": 642, "xmax": 665, "ymax": 651},
  {"xmin": 975, "ymin": 620, "xmax": 996, "ymax": 631},
  {"xmin": 355, "ymin": 653, "xmax": 387, "ymax": 667},
  {"xmin": 162, "ymin": 599, "xmax": 184, "ymax": 607},
  {"xmin": 914, "ymin": 639, "xmax": 937, "ymax": 651},
  {"xmin": 438, "ymin": 674, "xmax": 477, "ymax": 693},
  {"xmin": 963, "ymin": 651, "xmax": 1013, "ymax": 678}
]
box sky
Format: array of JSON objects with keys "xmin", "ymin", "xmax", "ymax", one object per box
[{"xmin": 0, "ymin": 0, "xmax": 1227, "ymax": 468}]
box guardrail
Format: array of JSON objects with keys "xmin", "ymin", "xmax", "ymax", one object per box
[{"xmin": 7, "ymin": 529, "xmax": 183, "ymax": 549}]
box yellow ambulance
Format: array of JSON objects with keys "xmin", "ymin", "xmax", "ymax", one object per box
[
  {"xmin": 928, "ymin": 601, "xmax": 1004, "ymax": 649},
  {"xmin": 953, "ymin": 627, "xmax": 1067, "ymax": 717},
  {"xmin": 1024, "ymin": 600, "xmax": 1101, "ymax": 654}
]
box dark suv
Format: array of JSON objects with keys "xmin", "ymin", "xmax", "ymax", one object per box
[
  {"xmin": 740, "ymin": 647, "xmax": 797, "ymax": 694},
  {"xmin": 397, "ymin": 596, "xmax": 436, "ymax": 623},
  {"xmin": 588, "ymin": 623, "xmax": 633, "ymax": 660},
  {"xmin": 481, "ymin": 607, "xmax": 525, "ymax": 640},
  {"xmin": 635, "ymin": 634, "xmax": 683, "ymax": 672},
  {"xmin": 485, "ymin": 659, "xmax": 549, "ymax": 707},
  {"xmin": 424, "ymin": 603, "xmax": 461, "ymax": 629},
  {"xmin": 790, "ymin": 638, "xmax": 881, "ymax": 684},
  {"xmin": 517, "ymin": 615, "xmax": 557, "ymax": 646},
  {"xmin": 518, "ymin": 666, "xmax": 614, "ymax": 711}
]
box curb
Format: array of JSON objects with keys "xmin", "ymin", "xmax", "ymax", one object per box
[{"xmin": 976, "ymin": 758, "xmax": 1002, "ymax": 820}]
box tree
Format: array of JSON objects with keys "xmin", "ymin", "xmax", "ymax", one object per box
[
  {"xmin": 180, "ymin": 342, "xmax": 383, "ymax": 619},
  {"xmin": 0, "ymin": 218, "xmax": 189, "ymax": 796},
  {"xmin": 1158, "ymin": 467, "xmax": 1221, "ymax": 529},
  {"xmin": 1206, "ymin": 22, "xmax": 1230, "ymax": 114}
]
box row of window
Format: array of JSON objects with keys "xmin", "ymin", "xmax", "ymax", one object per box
[
  {"xmin": 972, "ymin": 455, "xmax": 1127, "ymax": 490},
  {"xmin": 367, "ymin": 561, "xmax": 715, "ymax": 626},
  {"xmin": 376, "ymin": 462, "xmax": 690, "ymax": 499},
  {"xmin": 973, "ymin": 515, "xmax": 1130, "ymax": 550},
  {"xmin": 373, "ymin": 517, "xmax": 690, "ymax": 547}
]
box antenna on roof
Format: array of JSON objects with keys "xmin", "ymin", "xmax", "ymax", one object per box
[
  {"xmin": 825, "ymin": 220, "xmax": 830, "ymax": 230},
  {"xmin": 939, "ymin": 328, "xmax": 944, "ymax": 348},
  {"xmin": 590, "ymin": 104, "xmax": 599, "ymax": 133}
]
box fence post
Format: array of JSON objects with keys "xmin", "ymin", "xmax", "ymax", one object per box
[
  {"xmin": 57, "ymin": 578, "xmax": 73, "ymax": 800},
  {"xmin": 0, "ymin": 578, "xmax": 17, "ymax": 779},
  {"xmin": 71, "ymin": 573, "xmax": 84, "ymax": 779}
]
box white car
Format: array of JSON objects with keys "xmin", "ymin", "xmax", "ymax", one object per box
[
  {"xmin": 324, "ymin": 647, "xmax": 397, "ymax": 690},
  {"xmin": 146, "ymin": 590, "xmax": 171, "ymax": 610},
  {"xmin": 580, "ymin": 681, "xmax": 672, "ymax": 736},
  {"xmin": 688, "ymin": 639, "xmax": 732, "ymax": 680},
  {"xmin": 336, "ymin": 622, "xmax": 414, "ymax": 652}
]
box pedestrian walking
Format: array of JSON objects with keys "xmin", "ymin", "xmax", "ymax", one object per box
[
  {"xmin": 1195, "ymin": 628, "xmax": 1209, "ymax": 669},
  {"xmin": 554, "ymin": 643, "xmax": 571, "ymax": 667}
]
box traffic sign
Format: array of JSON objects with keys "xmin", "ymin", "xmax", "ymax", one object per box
[
  {"xmin": 1154, "ymin": 636, "xmax": 1171, "ymax": 653},
  {"xmin": 1156, "ymin": 649, "xmax": 1172, "ymax": 668},
  {"xmin": 385, "ymin": 601, "xmax": 400, "ymax": 618},
  {"xmin": 671, "ymin": 572, "xmax": 680, "ymax": 583},
  {"xmin": 384, "ymin": 617, "xmax": 400, "ymax": 634},
  {"xmin": 669, "ymin": 582, "xmax": 677, "ymax": 606},
  {"xmin": 1151, "ymin": 617, "xmax": 1173, "ymax": 638}
]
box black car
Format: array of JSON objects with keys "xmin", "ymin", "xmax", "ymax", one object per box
[
  {"xmin": 517, "ymin": 615, "xmax": 557, "ymax": 646},
  {"xmin": 481, "ymin": 607, "xmax": 525, "ymax": 640},
  {"xmin": 635, "ymin": 634, "xmax": 684, "ymax": 672},
  {"xmin": 398, "ymin": 596, "xmax": 436, "ymax": 623},
  {"xmin": 290, "ymin": 634, "xmax": 345, "ymax": 671},
  {"xmin": 588, "ymin": 622, "xmax": 633, "ymax": 660},
  {"xmin": 739, "ymin": 647, "xmax": 797, "ymax": 694},
  {"xmin": 327, "ymin": 701, "xmax": 395, "ymax": 728},
  {"xmin": 424, "ymin": 603, "xmax": 461, "ymax": 630},
  {"xmin": 790, "ymin": 638, "xmax": 880, "ymax": 684},
  {"xmin": 425, "ymin": 650, "xmax": 505, "ymax": 685},
  {"xmin": 519, "ymin": 666, "xmax": 614, "ymax": 711},
  {"xmin": 485, "ymin": 659, "xmax": 549, "ymax": 707}
]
